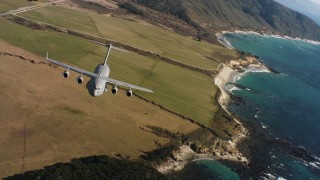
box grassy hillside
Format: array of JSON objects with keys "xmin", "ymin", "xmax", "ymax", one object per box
[
  {"xmin": 135, "ymin": 0, "xmax": 320, "ymax": 41},
  {"xmin": 0, "ymin": 19, "xmax": 218, "ymax": 125},
  {"xmin": 20, "ymin": 6, "xmax": 237, "ymax": 69},
  {"xmin": 0, "ymin": 0, "xmax": 44, "ymax": 12},
  {"xmin": 184, "ymin": 0, "xmax": 320, "ymax": 40},
  {"xmin": 0, "ymin": 39, "xmax": 199, "ymax": 177},
  {"xmin": 0, "ymin": 1, "xmax": 244, "ymax": 178},
  {"xmin": 135, "ymin": 0, "xmax": 193, "ymax": 25}
]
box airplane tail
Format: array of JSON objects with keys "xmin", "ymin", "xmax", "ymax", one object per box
[
  {"xmin": 91, "ymin": 40, "xmax": 128, "ymax": 66},
  {"xmin": 104, "ymin": 44, "xmax": 112, "ymax": 66}
]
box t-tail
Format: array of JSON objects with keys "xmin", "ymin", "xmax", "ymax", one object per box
[
  {"xmin": 104, "ymin": 44, "xmax": 112, "ymax": 66},
  {"xmin": 91, "ymin": 40, "xmax": 128, "ymax": 66}
]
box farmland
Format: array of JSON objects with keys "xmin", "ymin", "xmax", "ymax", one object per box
[
  {"xmin": 21, "ymin": 5, "xmax": 237, "ymax": 69},
  {"xmin": 0, "ymin": 18, "xmax": 219, "ymax": 125},
  {"xmin": 0, "ymin": 40, "xmax": 199, "ymax": 177},
  {"xmin": 0, "ymin": 2, "xmax": 237, "ymax": 177},
  {"xmin": 0, "ymin": 0, "xmax": 45, "ymax": 13}
]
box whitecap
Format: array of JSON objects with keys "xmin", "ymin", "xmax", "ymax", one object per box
[
  {"xmin": 235, "ymin": 75, "xmax": 243, "ymax": 81},
  {"xmin": 278, "ymin": 177, "xmax": 287, "ymax": 180},
  {"xmin": 245, "ymin": 65, "xmax": 270, "ymax": 73},
  {"xmin": 219, "ymin": 30, "xmax": 320, "ymax": 46},
  {"xmin": 216, "ymin": 33, "xmax": 234, "ymax": 49},
  {"xmin": 309, "ymin": 162, "xmax": 320, "ymax": 169},
  {"xmin": 229, "ymin": 86, "xmax": 241, "ymax": 93},
  {"xmin": 254, "ymin": 31, "xmax": 319, "ymax": 45},
  {"xmin": 264, "ymin": 173, "xmax": 276, "ymax": 179}
]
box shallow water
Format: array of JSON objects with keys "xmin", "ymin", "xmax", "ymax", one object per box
[{"xmin": 179, "ymin": 160, "xmax": 240, "ymax": 180}]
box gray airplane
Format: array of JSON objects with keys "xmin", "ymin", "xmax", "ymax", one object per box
[{"xmin": 46, "ymin": 42, "xmax": 153, "ymax": 97}]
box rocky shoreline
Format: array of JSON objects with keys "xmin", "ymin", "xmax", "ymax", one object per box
[
  {"xmin": 213, "ymin": 31, "xmax": 320, "ymax": 179},
  {"xmin": 153, "ymin": 46, "xmax": 288, "ymax": 178},
  {"xmin": 152, "ymin": 28, "xmax": 287, "ymax": 178},
  {"xmin": 155, "ymin": 56, "xmax": 267, "ymax": 175}
]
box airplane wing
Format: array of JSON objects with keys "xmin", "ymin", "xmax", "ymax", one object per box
[
  {"xmin": 46, "ymin": 54, "xmax": 154, "ymax": 93},
  {"xmin": 103, "ymin": 77, "xmax": 154, "ymax": 93},
  {"xmin": 46, "ymin": 55, "xmax": 98, "ymax": 78}
]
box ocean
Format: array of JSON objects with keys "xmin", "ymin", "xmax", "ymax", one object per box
[
  {"xmin": 225, "ymin": 33, "xmax": 320, "ymax": 179},
  {"xmin": 178, "ymin": 160, "xmax": 240, "ymax": 180},
  {"xmin": 184, "ymin": 33, "xmax": 320, "ymax": 179}
]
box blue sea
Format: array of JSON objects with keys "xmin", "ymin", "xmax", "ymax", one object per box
[
  {"xmin": 227, "ymin": 33, "xmax": 320, "ymax": 179},
  {"xmin": 185, "ymin": 34, "xmax": 320, "ymax": 179}
]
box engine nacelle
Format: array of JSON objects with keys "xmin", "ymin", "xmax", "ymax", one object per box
[
  {"xmin": 63, "ymin": 70, "xmax": 70, "ymax": 78},
  {"xmin": 77, "ymin": 75, "xmax": 84, "ymax": 84},
  {"xmin": 112, "ymin": 86, "xmax": 118, "ymax": 94},
  {"xmin": 126, "ymin": 89, "xmax": 133, "ymax": 97}
]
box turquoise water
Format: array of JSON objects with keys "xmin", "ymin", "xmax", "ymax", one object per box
[
  {"xmin": 224, "ymin": 33, "xmax": 320, "ymax": 179},
  {"xmin": 179, "ymin": 160, "xmax": 240, "ymax": 180}
]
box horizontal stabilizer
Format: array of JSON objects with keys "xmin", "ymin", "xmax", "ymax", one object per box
[{"xmin": 91, "ymin": 40, "xmax": 128, "ymax": 53}]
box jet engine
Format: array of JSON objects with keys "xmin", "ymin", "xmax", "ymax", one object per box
[
  {"xmin": 112, "ymin": 86, "xmax": 118, "ymax": 94},
  {"xmin": 63, "ymin": 70, "xmax": 70, "ymax": 78},
  {"xmin": 126, "ymin": 89, "xmax": 133, "ymax": 97},
  {"xmin": 77, "ymin": 75, "xmax": 84, "ymax": 84}
]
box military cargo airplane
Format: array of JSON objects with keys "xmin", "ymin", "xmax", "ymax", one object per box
[{"xmin": 46, "ymin": 42, "xmax": 153, "ymax": 97}]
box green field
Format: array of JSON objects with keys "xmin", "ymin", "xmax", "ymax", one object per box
[
  {"xmin": 0, "ymin": 0, "xmax": 44, "ymax": 12},
  {"xmin": 0, "ymin": 50, "xmax": 199, "ymax": 177},
  {"xmin": 21, "ymin": 6, "xmax": 237, "ymax": 69},
  {"xmin": 0, "ymin": 19, "xmax": 218, "ymax": 125}
]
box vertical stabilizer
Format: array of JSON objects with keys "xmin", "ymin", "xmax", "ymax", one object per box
[{"xmin": 104, "ymin": 44, "xmax": 112, "ymax": 66}]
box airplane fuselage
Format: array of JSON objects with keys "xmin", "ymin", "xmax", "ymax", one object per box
[
  {"xmin": 93, "ymin": 64, "xmax": 110, "ymax": 96},
  {"xmin": 46, "ymin": 42, "xmax": 153, "ymax": 97}
]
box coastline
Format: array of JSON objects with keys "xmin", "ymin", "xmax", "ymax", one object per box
[
  {"xmin": 214, "ymin": 32, "xmax": 320, "ymax": 179},
  {"xmin": 157, "ymin": 143, "xmax": 248, "ymax": 174},
  {"xmin": 216, "ymin": 30, "xmax": 320, "ymax": 47},
  {"xmin": 156, "ymin": 31, "xmax": 274, "ymax": 176},
  {"xmin": 157, "ymin": 59, "xmax": 269, "ymax": 175},
  {"xmin": 157, "ymin": 31, "xmax": 320, "ymax": 179}
]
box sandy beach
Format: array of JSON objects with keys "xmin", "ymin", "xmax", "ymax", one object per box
[
  {"xmin": 157, "ymin": 63, "xmax": 257, "ymax": 174},
  {"xmin": 156, "ymin": 53, "xmax": 275, "ymax": 174},
  {"xmin": 157, "ymin": 31, "xmax": 279, "ymax": 175},
  {"xmin": 214, "ymin": 65, "xmax": 237, "ymax": 109}
]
